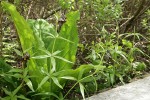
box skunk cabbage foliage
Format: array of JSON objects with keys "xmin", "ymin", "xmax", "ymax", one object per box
[{"xmin": 1, "ymin": 1, "xmax": 82, "ymax": 93}]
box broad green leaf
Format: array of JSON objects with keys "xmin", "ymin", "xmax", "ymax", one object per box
[
  {"xmin": 1, "ymin": 1, "xmax": 35, "ymax": 53},
  {"xmin": 27, "ymin": 19, "xmax": 57, "ymax": 48},
  {"xmin": 50, "ymin": 11, "xmax": 80, "ymax": 71}
]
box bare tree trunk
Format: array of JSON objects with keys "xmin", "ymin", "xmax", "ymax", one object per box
[{"xmin": 119, "ymin": 0, "xmax": 150, "ymax": 34}]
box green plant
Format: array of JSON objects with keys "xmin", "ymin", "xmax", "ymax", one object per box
[
  {"xmin": 1, "ymin": 1, "xmax": 149, "ymax": 99},
  {"xmin": 0, "ymin": 58, "xmax": 32, "ymax": 100},
  {"xmin": 0, "ymin": 66, "xmax": 35, "ymax": 100},
  {"xmin": 86, "ymin": 26, "xmax": 148, "ymax": 87},
  {"xmin": 1, "ymin": 1, "xmax": 99, "ymax": 99}
]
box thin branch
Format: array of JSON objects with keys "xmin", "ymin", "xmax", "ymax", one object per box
[
  {"xmin": 43, "ymin": 7, "xmax": 61, "ymax": 19},
  {"xmin": 26, "ymin": 1, "xmax": 33, "ymax": 20}
]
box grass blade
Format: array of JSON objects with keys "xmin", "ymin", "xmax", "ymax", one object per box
[
  {"xmin": 51, "ymin": 77, "xmax": 63, "ymax": 89},
  {"xmin": 79, "ymin": 83, "xmax": 85, "ymax": 100},
  {"xmin": 54, "ymin": 56, "xmax": 73, "ymax": 64},
  {"xmin": 37, "ymin": 76, "xmax": 50, "ymax": 90}
]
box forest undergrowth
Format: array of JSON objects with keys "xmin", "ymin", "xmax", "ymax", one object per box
[{"xmin": 0, "ymin": 0, "xmax": 150, "ymax": 100}]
